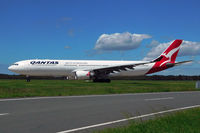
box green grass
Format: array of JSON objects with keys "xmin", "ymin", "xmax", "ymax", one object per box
[
  {"xmin": 0, "ymin": 79, "xmax": 198, "ymax": 98},
  {"xmin": 95, "ymin": 107, "xmax": 200, "ymax": 133}
]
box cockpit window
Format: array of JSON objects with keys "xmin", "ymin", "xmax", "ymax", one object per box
[{"xmin": 12, "ymin": 64, "xmax": 19, "ymax": 66}]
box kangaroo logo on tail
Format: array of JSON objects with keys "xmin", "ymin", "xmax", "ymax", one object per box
[{"xmin": 147, "ymin": 39, "xmax": 182, "ymax": 74}]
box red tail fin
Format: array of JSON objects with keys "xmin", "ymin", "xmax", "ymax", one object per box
[
  {"xmin": 153, "ymin": 39, "xmax": 182, "ymax": 63},
  {"xmin": 147, "ymin": 39, "xmax": 183, "ymax": 74}
]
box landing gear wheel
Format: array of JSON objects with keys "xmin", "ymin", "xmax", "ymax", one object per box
[
  {"xmin": 26, "ymin": 76, "xmax": 31, "ymax": 82},
  {"xmin": 105, "ymin": 79, "xmax": 111, "ymax": 83},
  {"xmin": 63, "ymin": 76, "xmax": 69, "ymax": 80}
]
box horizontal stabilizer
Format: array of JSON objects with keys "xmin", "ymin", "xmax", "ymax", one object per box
[{"xmin": 174, "ymin": 60, "xmax": 193, "ymax": 66}]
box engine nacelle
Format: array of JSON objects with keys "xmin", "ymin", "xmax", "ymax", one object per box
[{"xmin": 75, "ymin": 70, "xmax": 91, "ymax": 80}]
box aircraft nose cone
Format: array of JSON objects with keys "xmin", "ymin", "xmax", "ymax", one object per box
[{"xmin": 8, "ymin": 66, "xmax": 14, "ymax": 71}]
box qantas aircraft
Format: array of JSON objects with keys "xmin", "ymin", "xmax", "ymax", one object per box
[{"xmin": 8, "ymin": 39, "xmax": 191, "ymax": 82}]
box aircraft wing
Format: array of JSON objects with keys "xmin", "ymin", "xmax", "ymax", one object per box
[
  {"xmin": 84, "ymin": 60, "xmax": 192, "ymax": 75},
  {"xmin": 86, "ymin": 61, "xmax": 152, "ymax": 75}
]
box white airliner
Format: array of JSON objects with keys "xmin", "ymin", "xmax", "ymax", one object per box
[{"xmin": 8, "ymin": 40, "xmax": 191, "ymax": 82}]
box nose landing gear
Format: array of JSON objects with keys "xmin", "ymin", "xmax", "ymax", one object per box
[{"xmin": 26, "ymin": 76, "xmax": 31, "ymax": 82}]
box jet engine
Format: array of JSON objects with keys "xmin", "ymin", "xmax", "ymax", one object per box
[{"xmin": 75, "ymin": 70, "xmax": 94, "ymax": 79}]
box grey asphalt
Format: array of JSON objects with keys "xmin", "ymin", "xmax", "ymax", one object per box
[{"xmin": 0, "ymin": 91, "xmax": 200, "ymax": 133}]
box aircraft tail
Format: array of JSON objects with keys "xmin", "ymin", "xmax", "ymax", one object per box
[
  {"xmin": 147, "ymin": 39, "xmax": 183, "ymax": 74},
  {"xmin": 153, "ymin": 39, "xmax": 182, "ymax": 63}
]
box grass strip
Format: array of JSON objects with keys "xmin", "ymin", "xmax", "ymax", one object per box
[
  {"xmin": 0, "ymin": 79, "xmax": 198, "ymax": 98},
  {"xmin": 95, "ymin": 107, "xmax": 200, "ymax": 133}
]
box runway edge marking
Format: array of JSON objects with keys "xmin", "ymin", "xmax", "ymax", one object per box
[
  {"xmin": 0, "ymin": 91, "xmax": 199, "ymax": 102},
  {"xmin": 0, "ymin": 113, "xmax": 9, "ymax": 116},
  {"xmin": 57, "ymin": 105, "xmax": 200, "ymax": 133},
  {"xmin": 144, "ymin": 97, "xmax": 174, "ymax": 101}
]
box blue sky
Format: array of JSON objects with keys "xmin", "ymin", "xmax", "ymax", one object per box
[{"xmin": 0, "ymin": 0, "xmax": 200, "ymax": 75}]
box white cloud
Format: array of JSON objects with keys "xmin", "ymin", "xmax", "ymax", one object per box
[
  {"xmin": 179, "ymin": 41, "xmax": 200, "ymax": 56},
  {"xmin": 94, "ymin": 32, "xmax": 151, "ymax": 51},
  {"xmin": 143, "ymin": 40, "xmax": 200, "ymax": 61},
  {"xmin": 147, "ymin": 40, "xmax": 160, "ymax": 47}
]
